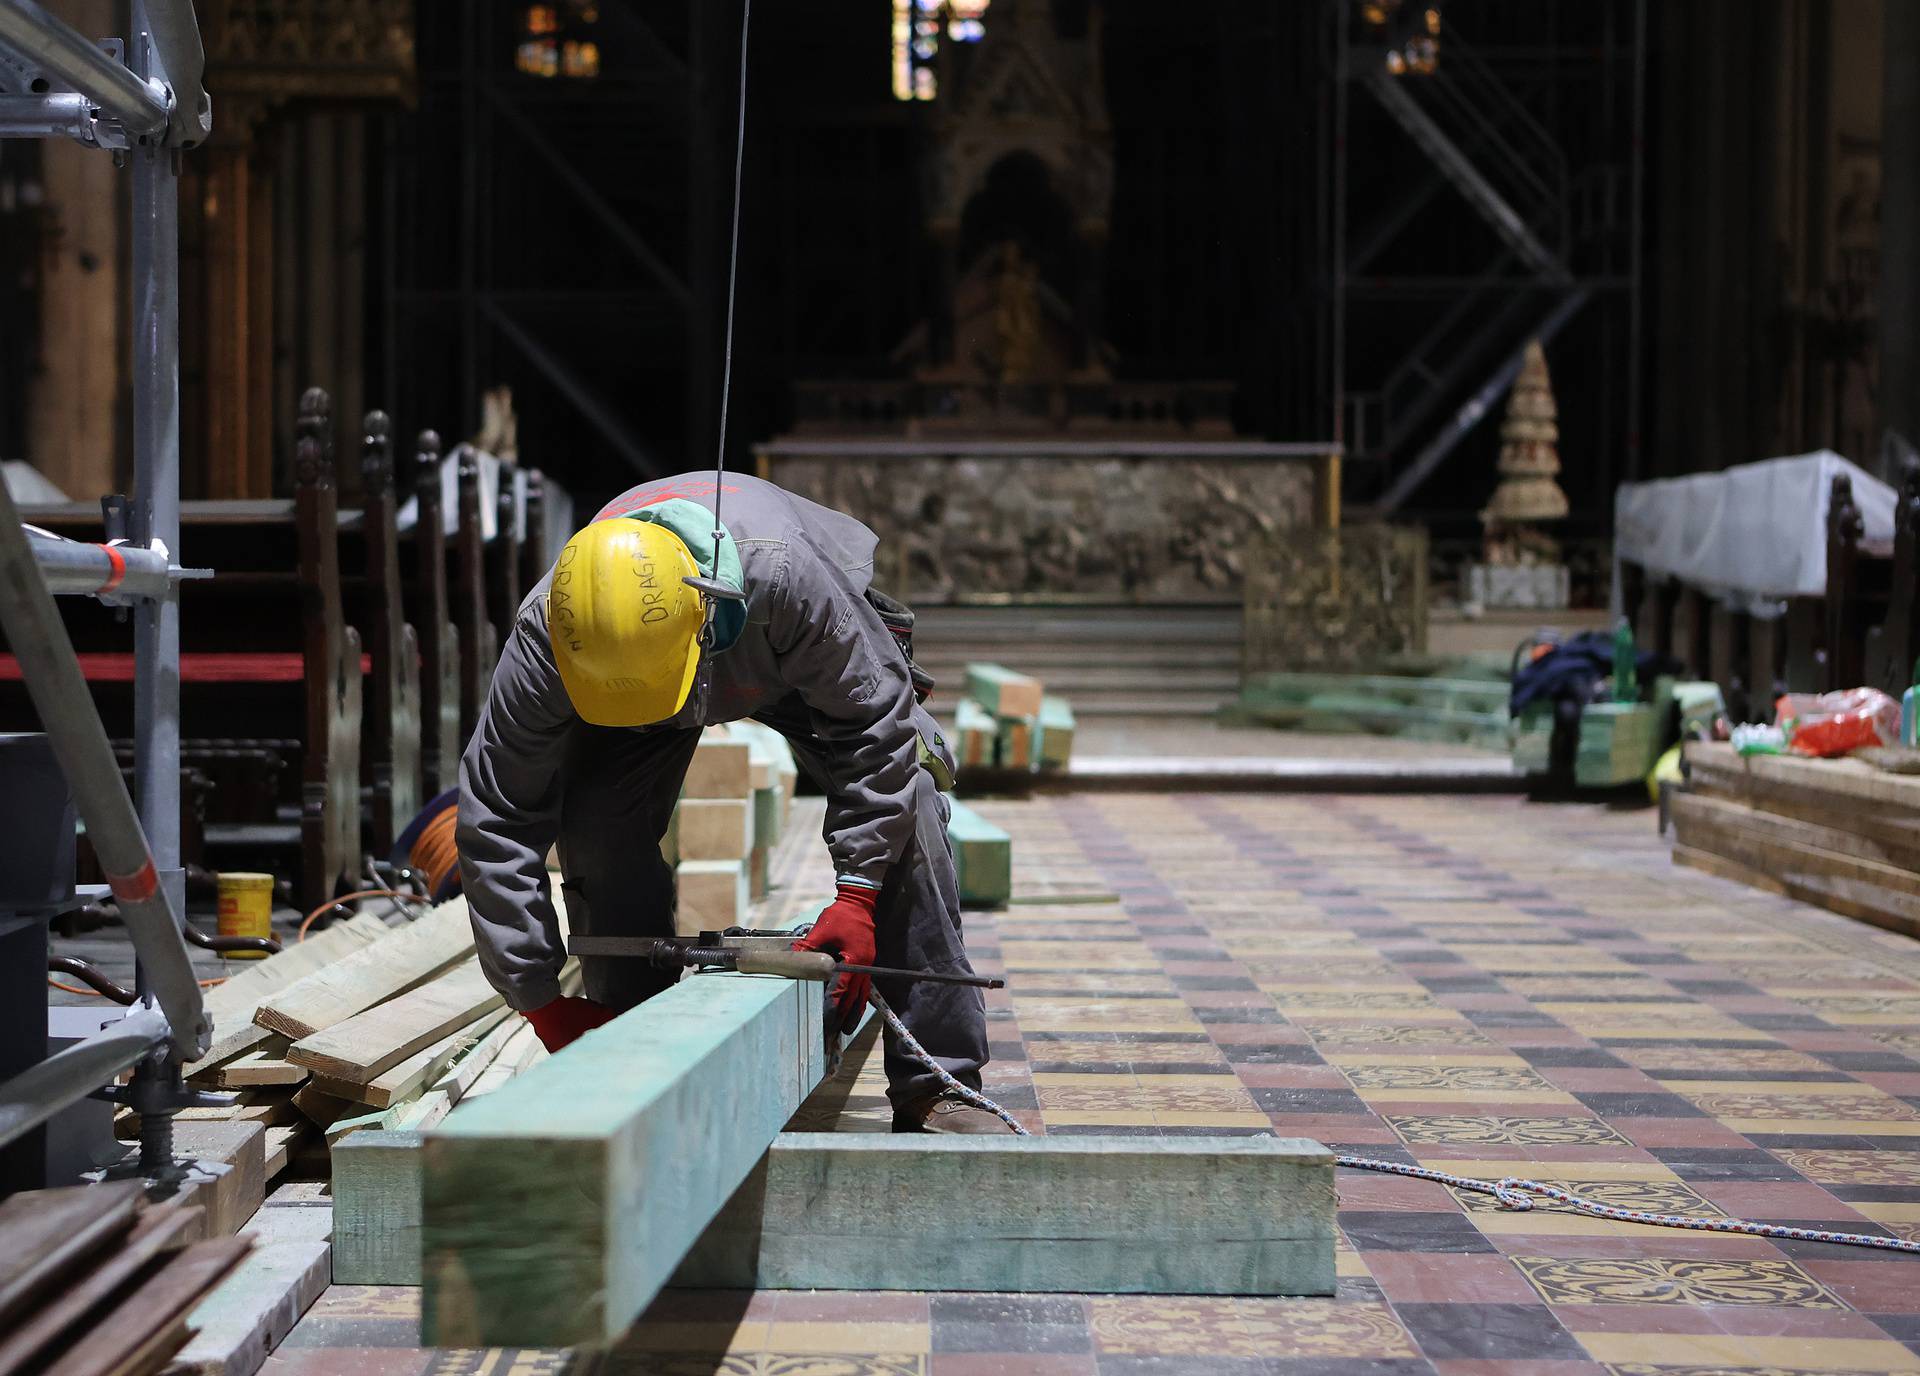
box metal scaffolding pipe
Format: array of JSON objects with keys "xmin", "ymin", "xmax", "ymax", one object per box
[
  {"xmin": 0, "ymin": 476, "xmax": 207, "ymax": 1063},
  {"xmin": 129, "ymin": 26, "xmax": 186, "ymax": 957},
  {"xmin": 0, "ymin": 92, "xmax": 95, "ymax": 142},
  {"xmin": 28, "ymin": 535, "xmax": 175, "ymax": 600},
  {"xmin": 0, "ymin": 1008, "xmax": 169, "ymax": 1152},
  {"xmin": 0, "ymin": 1, "xmax": 168, "ymax": 139}
]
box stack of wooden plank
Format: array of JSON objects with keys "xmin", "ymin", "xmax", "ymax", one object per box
[
  {"xmin": 1673, "ymin": 742, "xmax": 1920, "ymax": 936},
  {"xmin": 149, "ymin": 896, "xmax": 566, "ymax": 1173},
  {"xmin": 1512, "ymin": 678, "xmax": 1676, "ymax": 788},
  {"xmin": 0, "ymin": 1182, "xmax": 249, "ymax": 1376},
  {"xmin": 956, "ymin": 663, "xmax": 1074, "ymax": 773},
  {"xmin": 1225, "ymin": 667, "xmax": 1511, "ymax": 751}
]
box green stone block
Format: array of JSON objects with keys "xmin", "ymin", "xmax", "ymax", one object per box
[{"xmin": 676, "ymin": 1134, "xmax": 1335, "ymax": 1295}]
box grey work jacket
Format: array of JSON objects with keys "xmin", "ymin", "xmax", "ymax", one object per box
[{"xmin": 456, "ymin": 472, "xmax": 920, "ymax": 1010}]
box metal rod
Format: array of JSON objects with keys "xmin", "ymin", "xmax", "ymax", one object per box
[
  {"xmin": 0, "ymin": 0, "xmax": 168, "ymax": 139},
  {"xmin": 0, "ymin": 477, "xmax": 206, "ymax": 1063},
  {"xmin": 27, "ymin": 534, "xmax": 176, "ymax": 600},
  {"xmin": 0, "ymin": 1008, "xmax": 170, "ymax": 1152},
  {"xmin": 130, "ymin": 26, "xmax": 186, "ymax": 966},
  {"xmin": 0, "ymin": 92, "xmax": 95, "ymax": 142}
]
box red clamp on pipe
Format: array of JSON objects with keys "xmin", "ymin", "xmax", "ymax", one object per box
[
  {"xmin": 106, "ymin": 858, "xmax": 159, "ymax": 905},
  {"xmin": 95, "ymin": 544, "xmax": 127, "ymax": 597}
]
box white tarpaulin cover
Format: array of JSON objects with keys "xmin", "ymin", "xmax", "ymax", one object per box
[{"xmin": 1614, "ymin": 450, "xmax": 1896, "ymax": 614}]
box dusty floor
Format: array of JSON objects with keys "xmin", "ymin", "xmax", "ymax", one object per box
[{"xmin": 273, "ymin": 790, "xmax": 1920, "ymax": 1374}]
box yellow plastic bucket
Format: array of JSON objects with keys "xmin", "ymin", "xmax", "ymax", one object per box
[{"xmin": 216, "ymin": 872, "xmax": 275, "ymax": 959}]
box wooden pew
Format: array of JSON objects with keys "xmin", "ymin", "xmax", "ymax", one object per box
[
  {"xmin": 453, "ymin": 449, "xmax": 496, "ymax": 743},
  {"xmin": 405, "ymin": 430, "xmax": 461, "ymax": 800},
  {"xmin": 520, "ymin": 469, "xmax": 550, "ymax": 591},
  {"xmin": 0, "ymin": 387, "xmax": 365, "ymax": 912},
  {"xmin": 1824, "ymin": 471, "xmax": 1868, "ymax": 691},
  {"xmin": 339, "ymin": 411, "xmax": 423, "ymax": 859},
  {"xmin": 486, "ymin": 459, "xmax": 524, "ymax": 657},
  {"xmin": 1866, "ymin": 454, "xmax": 1920, "ymax": 697}
]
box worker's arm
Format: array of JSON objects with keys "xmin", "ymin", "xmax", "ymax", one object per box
[
  {"xmin": 456, "ymin": 604, "xmax": 575, "ymax": 1011},
  {"xmin": 766, "ymin": 536, "xmax": 921, "ymax": 894}
]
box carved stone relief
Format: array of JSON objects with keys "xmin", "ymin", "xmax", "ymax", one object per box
[{"xmin": 767, "ymin": 454, "xmax": 1311, "ymax": 603}]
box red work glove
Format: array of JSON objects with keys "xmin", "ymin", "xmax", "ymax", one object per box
[
  {"xmin": 794, "ymin": 884, "xmax": 878, "ymax": 1035},
  {"xmin": 522, "ymin": 995, "xmax": 616, "ymax": 1053}
]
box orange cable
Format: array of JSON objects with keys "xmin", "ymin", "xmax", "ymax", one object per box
[
  {"xmin": 297, "ymin": 887, "xmax": 431, "ymax": 942},
  {"xmin": 48, "ymin": 975, "xmax": 231, "ymax": 997}
]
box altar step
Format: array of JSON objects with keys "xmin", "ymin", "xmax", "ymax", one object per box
[{"xmin": 913, "ymin": 605, "xmax": 1241, "ymax": 718}]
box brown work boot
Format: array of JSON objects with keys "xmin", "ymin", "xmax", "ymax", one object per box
[{"xmin": 891, "ymin": 1091, "xmax": 1015, "ymax": 1135}]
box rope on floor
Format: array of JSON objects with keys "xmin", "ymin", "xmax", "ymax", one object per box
[
  {"xmin": 868, "ymin": 987, "xmax": 1031, "ymax": 1135},
  {"xmin": 873, "ymin": 1014, "xmax": 1920, "ymax": 1252},
  {"xmin": 1334, "ymin": 1154, "xmax": 1920, "ymax": 1255}
]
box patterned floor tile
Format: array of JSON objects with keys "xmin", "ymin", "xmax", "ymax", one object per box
[
  {"xmin": 1509, "ymin": 1255, "xmax": 1845, "ymax": 1308},
  {"xmin": 283, "ymin": 792, "xmax": 1920, "ymax": 1374}
]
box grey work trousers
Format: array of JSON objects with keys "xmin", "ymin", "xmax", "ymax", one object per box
[{"xmin": 554, "ymin": 702, "xmax": 989, "ymax": 1109}]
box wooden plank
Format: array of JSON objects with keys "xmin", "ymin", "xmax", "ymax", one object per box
[
  {"xmin": 312, "ymin": 1005, "xmax": 514, "ymax": 1108},
  {"xmin": 675, "ymin": 798, "xmax": 753, "ymax": 860},
  {"xmin": 195, "ymin": 1042, "xmax": 307, "ymax": 1089},
  {"xmin": 185, "ymin": 913, "xmax": 391, "ymax": 1075},
  {"xmin": 1672, "ymin": 790, "xmax": 1920, "ymax": 896},
  {"xmin": 1687, "ymin": 755, "xmax": 1920, "ymax": 864},
  {"xmin": 421, "ymin": 972, "xmax": 824, "ymax": 1347},
  {"xmin": 965, "ymin": 662, "xmax": 1043, "ymax": 718},
  {"xmin": 0, "ymin": 1206, "xmax": 200, "ymax": 1376},
  {"xmin": 40, "ymin": 1237, "xmax": 251, "ymax": 1376},
  {"xmin": 291, "ymin": 1083, "xmax": 356, "ymax": 1129},
  {"xmin": 0, "ymin": 1181, "xmax": 144, "ymax": 1331},
  {"xmin": 253, "ymin": 899, "xmax": 476, "ymax": 1041},
  {"xmin": 262, "ymin": 1126, "xmax": 302, "ymax": 1182},
  {"xmin": 948, "ymin": 800, "xmax": 1012, "ymax": 910},
  {"xmin": 287, "ymin": 959, "xmax": 504, "ymax": 1085},
  {"xmin": 681, "ymin": 731, "xmax": 752, "ymax": 798},
  {"xmin": 676, "ymin": 1135, "xmax": 1335, "ymax": 1295},
  {"xmin": 170, "ymin": 1122, "xmax": 268, "ymax": 1239},
  {"xmin": 170, "ymin": 1237, "xmax": 329, "ymax": 1376},
  {"xmin": 1687, "ymin": 740, "xmax": 1920, "ymax": 812},
  {"xmin": 676, "ymin": 859, "xmax": 748, "ymax": 934}
]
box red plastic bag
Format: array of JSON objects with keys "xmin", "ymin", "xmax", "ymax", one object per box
[{"xmin": 1775, "ymin": 689, "xmax": 1901, "ymax": 757}]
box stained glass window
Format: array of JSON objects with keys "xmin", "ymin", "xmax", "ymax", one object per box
[
  {"xmin": 517, "ymin": 1, "xmax": 601, "ymax": 80},
  {"xmin": 893, "ymin": 0, "xmax": 990, "ymax": 102}
]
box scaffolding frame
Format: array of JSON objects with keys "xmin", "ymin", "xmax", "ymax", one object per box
[{"xmin": 0, "ymin": 0, "xmax": 220, "ymax": 1175}]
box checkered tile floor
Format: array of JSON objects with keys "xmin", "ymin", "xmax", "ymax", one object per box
[{"xmin": 281, "ymin": 793, "xmax": 1920, "ymax": 1375}]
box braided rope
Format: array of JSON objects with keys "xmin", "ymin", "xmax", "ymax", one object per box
[
  {"xmin": 857, "ymin": 1002, "xmax": 1920, "ymax": 1250},
  {"xmin": 868, "ymin": 987, "xmax": 1031, "ymax": 1136},
  {"xmin": 1335, "ymin": 1155, "xmax": 1920, "ymax": 1254}
]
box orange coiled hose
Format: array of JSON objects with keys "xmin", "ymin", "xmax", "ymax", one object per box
[{"xmin": 407, "ymin": 803, "xmax": 461, "ymax": 899}]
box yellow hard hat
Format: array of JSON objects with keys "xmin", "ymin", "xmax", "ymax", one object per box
[{"xmin": 547, "ymin": 518, "xmax": 705, "ymax": 726}]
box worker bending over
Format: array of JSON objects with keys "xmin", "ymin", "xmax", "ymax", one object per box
[{"xmin": 456, "ymin": 472, "xmax": 1005, "ymax": 1134}]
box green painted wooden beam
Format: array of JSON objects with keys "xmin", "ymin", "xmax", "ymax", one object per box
[
  {"xmin": 332, "ymin": 1130, "xmax": 427, "ymax": 1285},
  {"xmin": 964, "ymin": 662, "xmax": 1043, "ymax": 718},
  {"xmin": 953, "ymin": 698, "xmax": 996, "ymax": 769},
  {"xmin": 1036, "ymin": 696, "xmax": 1076, "ymax": 768},
  {"xmin": 947, "ymin": 800, "xmax": 1012, "ymax": 909},
  {"xmin": 420, "ymin": 972, "xmax": 825, "ymax": 1347},
  {"xmin": 675, "ymin": 1134, "xmax": 1335, "ymax": 1295}
]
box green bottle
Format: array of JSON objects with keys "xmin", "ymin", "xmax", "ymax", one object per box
[{"xmin": 1613, "ymin": 618, "xmax": 1637, "ymax": 703}]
